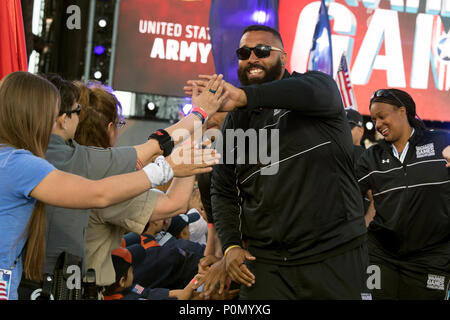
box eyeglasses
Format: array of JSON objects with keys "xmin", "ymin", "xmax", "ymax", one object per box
[
  {"xmin": 64, "ymin": 104, "xmax": 82, "ymax": 117},
  {"xmin": 371, "ymin": 89, "xmax": 404, "ymax": 107},
  {"xmin": 116, "ymin": 118, "xmax": 127, "ymax": 128},
  {"xmin": 236, "ymin": 44, "xmax": 284, "ymax": 60}
]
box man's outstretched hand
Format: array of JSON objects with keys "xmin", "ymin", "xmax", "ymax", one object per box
[{"xmin": 184, "ymin": 74, "xmax": 247, "ymax": 112}]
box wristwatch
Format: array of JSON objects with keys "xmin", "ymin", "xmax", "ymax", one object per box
[{"xmin": 148, "ymin": 129, "xmax": 174, "ymax": 157}]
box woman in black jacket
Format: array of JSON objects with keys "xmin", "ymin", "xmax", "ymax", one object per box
[{"xmin": 356, "ymin": 88, "xmax": 450, "ymax": 300}]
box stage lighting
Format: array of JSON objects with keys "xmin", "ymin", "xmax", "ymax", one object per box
[
  {"xmin": 252, "ymin": 10, "xmax": 269, "ymax": 24},
  {"xmin": 94, "ymin": 71, "xmax": 103, "ymax": 79},
  {"xmin": 98, "ymin": 19, "xmax": 107, "ymax": 28},
  {"xmin": 144, "ymin": 100, "xmax": 159, "ymax": 119},
  {"xmin": 365, "ymin": 121, "xmax": 374, "ymax": 131},
  {"xmin": 94, "ymin": 45, "xmax": 105, "ymax": 55},
  {"xmin": 182, "ymin": 103, "xmax": 193, "ymax": 116}
]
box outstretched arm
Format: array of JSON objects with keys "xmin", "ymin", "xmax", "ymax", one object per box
[
  {"xmin": 135, "ymin": 74, "xmax": 228, "ymax": 165},
  {"xmin": 31, "ymin": 147, "xmax": 218, "ymax": 210},
  {"xmin": 31, "ymin": 168, "xmax": 151, "ymax": 209},
  {"xmin": 185, "ymin": 71, "xmax": 343, "ymax": 117}
]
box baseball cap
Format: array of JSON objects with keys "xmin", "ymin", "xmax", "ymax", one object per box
[
  {"xmin": 346, "ymin": 109, "xmax": 363, "ymax": 129},
  {"xmin": 167, "ymin": 211, "xmax": 200, "ymax": 237},
  {"xmin": 121, "ymin": 232, "xmax": 141, "ymax": 248},
  {"xmin": 111, "ymin": 244, "xmax": 146, "ymax": 282}
]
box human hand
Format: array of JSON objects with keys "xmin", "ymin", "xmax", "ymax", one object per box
[
  {"xmin": 198, "ymin": 255, "xmax": 220, "ymax": 274},
  {"xmin": 194, "ymin": 257, "xmax": 228, "ymax": 299},
  {"xmin": 224, "ymin": 247, "xmax": 255, "ymax": 287},
  {"xmin": 199, "ymin": 75, "xmax": 247, "ymax": 112},
  {"xmin": 208, "ymin": 288, "xmax": 240, "ymax": 300},
  {"xmin": 443, "ymin": 146, "xmax": 450, "ymax": 167},
  {"xmin": 169, "ymin": 274, "xmax": 201, "ymax": 300},
  {"xmin": 184, "ymin": 74, "xmax": 246, "ymax": 112},
  {"xmin": 188, "ymin": 74, "xmax": 229, "ymax": 117},
  {"xmin": 169, "ymin": 289, "xmax": 190, "ymax": 300},
  {"xmin": 166, "ymin": 140, "xmax": 221, "ymax": 177}
]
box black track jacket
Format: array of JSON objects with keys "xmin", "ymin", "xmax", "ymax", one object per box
[
  {"xmin": 211, "ymin": 70, "xmax": 367, "ymax": 265},
  {"xmin": 356, "ymin": 128, "xmax": 450, "ymax": 265}
]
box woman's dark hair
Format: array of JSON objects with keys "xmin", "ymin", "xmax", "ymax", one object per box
[
  {"xmin": 43, "ymin": 73, "xmax": 80, "ymax": 116},
  {"xmin": 369, "ymin": 88, "xmax": 425, "ymax": 130}
]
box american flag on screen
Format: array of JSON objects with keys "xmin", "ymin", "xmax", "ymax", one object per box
[
  {"xmin": 336, "ymin": 53, "xmax": 357, "ymax": 110},
  {"xmin": 0, "ymin": 280, "xmax": 8, "ymax": 300}
]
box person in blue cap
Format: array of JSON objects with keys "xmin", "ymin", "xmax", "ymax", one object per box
[
  {"xmin": 168, "ymin": 210, "xmax": 201, "ymax": 240},
  {"xmin": 103, "ymin": 244, "xmax": 198, "ymax": 300},
  {"xmin": 158, "ymin": 210, "xmax": 206, "ymax": 256},
  {"xmin": 122, "ymin": 218, "xmax": 203, "ymax": 290}
]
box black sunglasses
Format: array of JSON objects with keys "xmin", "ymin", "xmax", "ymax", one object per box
[
  {"xmin": 371, "ymin": 89, "xmax": 404, "ymax": 107},
  {"xmin": 236, "ymin": 44, "xmax": 284, "ymax": 60},
  {"xmin": 64, "ymin": 104, "xmax": 82, "ymax": 116}
]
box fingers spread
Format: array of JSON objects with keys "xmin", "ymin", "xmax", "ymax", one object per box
[
  {"xmin": 192, "ymin": 275, "xmax": 205, "ymax": 290},
  {"xmin": 209, "ymin": 74, "xmax": 224, "ymax": 93},
  {"xmin": 204, "ymin": 74, "xmax": 218, "ymax": 91},
  {"xmin": 199, "ymin": 74, "xmax": 214, "ymax": 80}
]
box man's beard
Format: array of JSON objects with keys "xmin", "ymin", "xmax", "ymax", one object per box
[{"xmin": 237, "ymin": 58, "xmax": 284, "ymax": 86}]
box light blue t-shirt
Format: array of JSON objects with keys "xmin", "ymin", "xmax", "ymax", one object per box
[{"xmin": 0, "ymin": 147, "xmax": 56, "ymax": 300}]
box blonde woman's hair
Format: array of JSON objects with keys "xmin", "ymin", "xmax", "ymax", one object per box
[{"xmin": 0, "ymin": 71, "xmax": 60, "ymax": 281}]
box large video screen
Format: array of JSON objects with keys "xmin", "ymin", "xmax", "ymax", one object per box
[
  {"xmin": 113, "ymin": 0, "xmax": 450, "ymax": 122},
  {"xmin": 112, "ymin": 0, "xmax": 215, "ymax": 97},
  {"xmin": 279, "ymin": 0, "xmax": 450, "ymax": 121}
]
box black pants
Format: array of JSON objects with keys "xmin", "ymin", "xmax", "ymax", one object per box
[
  {"xmin": 369, "ymin": 256, "xmax": 449, "ymax": 300},
  {"xmin": 239, "ymin": 243, "xmax": 369, "ymax": 300},
  {"xmin": 368, "ymin": 234, "xmax": 450, "ymax": 300}
]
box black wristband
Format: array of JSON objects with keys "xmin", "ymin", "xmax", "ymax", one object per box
[{"xmin": 148, "ymin": 129, "xmax": 174, "ymax": 157}]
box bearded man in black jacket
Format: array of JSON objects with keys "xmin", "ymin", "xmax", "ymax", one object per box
[{"xmin": 186, "ymin": 25, "xmax": 369, "ymax": 300}]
